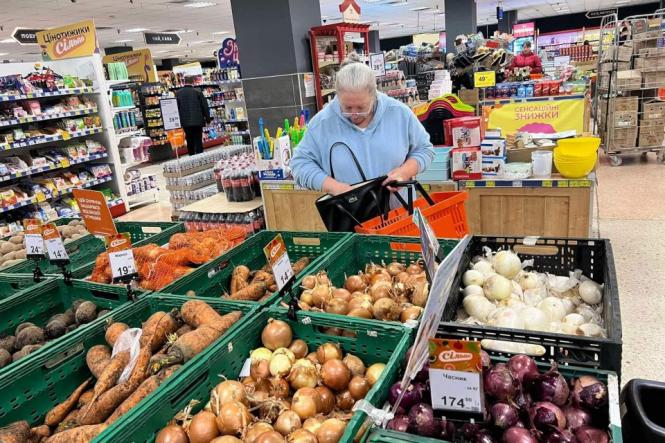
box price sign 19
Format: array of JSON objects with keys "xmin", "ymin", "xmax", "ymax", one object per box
[
  {"xmin": 263, "ymin": 234, "xmax": 294, "ymax": 291},
  {"xmin": 109, "ymin": 249, "xmax": 137, "ymax": 280}
]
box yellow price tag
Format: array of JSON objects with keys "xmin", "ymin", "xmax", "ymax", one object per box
[
  {"xmin": 486, "ymin": 181, "xmax": 495, "ymax": 188},
  {"xmin": 558, "ymin": 180, "xmax": 569, "ymax": 188},
  {"xmin": 60, "ymin": 159, "xmax": 70, "ymax": 168},
  {"xmin": 465, "ymin": 181, "xmax": 476, "ymax": 188},
  {"xmin": 542, "ymin": 180, "xmax": 552, "ymax": 188},
  {"xmin": 35, "ymin": 192, "xmax": 46, "ymax": 203},
  {"xmin": 61, "ymin": 131, "xmax": 71, "ymax": 141},
  {"xmin": 474, "ymin": 71, "xmax": 496, "ymax": 88}
]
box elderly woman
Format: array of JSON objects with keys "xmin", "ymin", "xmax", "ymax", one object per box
[{"xmin": 291, "ymin": 56, "xmax": 434, "ymax": 196}]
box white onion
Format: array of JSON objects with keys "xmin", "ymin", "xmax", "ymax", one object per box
[
  {"xmin": 576, "ymin": 304, "xmax": 602, "ymax": 324},
  {"xmin": 511, "ymin": 281, "xmax": 524, "ymax": 298},
  {"xmin": 472, "ymin": 260, "xmax": 494, "ymax": 277},
  {"xmin": 550, "ymin": 322, "xmax": 563, "ymax": 333},
  {"xmin": 519, "ymin": 306, "xmax": 549, "ymax": 331},
  {"xmin": 561, "ymin": 313, "xmax": 585, "ymax": 335},
  {"xmin": 579, "ymin": 280, "xmax": 602, "ymax": 305},
  {"xmin": 463, "ymin": 270, "xmax": 485, "ymax": 287},
  {"xmin": 488, "ymin": 307, "xmax": 525, "ymax": 329},
  {"xmin": 537, "ymin": 297, "xmax": 567, "ymax": 322},
  {"xmin": 506, "ymin": 294, "xmax": 525, "ymax": 311},
  {"xmin": 561, "ymin": 297, "xmax": 576, "ymax": 315},
  {"xmin": 463, "ymin": 294, "xmax": 496, "ymax": 322},
  {"xmin": 463, "ymin": 285, "xmax": 484, "ymax": 298},
  {"xmin": 523, "ymin": 287, "xmax": 547, "ymax": 306},
  {"xmin": 493, "ymin": 250, "xmax": 522, "ymax": 279},
  {"xmin": 578, "ymin": 323, "xmax": 606, "ymax": 337},
  {"xmin": 483, "ymin": 274, "xmax": 512, "ymax": 301},
  {"xmin": 518, "ymin": 272, "xmax": 540, "ymax": 291}
]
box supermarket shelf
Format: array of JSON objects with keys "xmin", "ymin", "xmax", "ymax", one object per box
[
  {"xmin": 0, "ymin": 153, "xmax": 108, "ymax": 184},
  {"xmin": 225, "ymin": 130, "xmax": 250, "ymax": 136},
  {"xmin": 181, "ymin": 193, "xmax": 262, "ymax": 214},
  {"xmin": 480, "ymin": 93, "xmax": 585, "ymax": 105},
  {"xmin": 0, "ymin": 175, "xmax": 113, "ymax": 214},
  {"xmin": 0, "ymin": 86, "xmax": 97, "ymax": 103},
  {"xmin": 108, "ymin": 198, "xmax": 125, "ymax": 208},
  {"xmin": 115, "ymin": 127, "xmax": 143, "ymax": 137},
  {"xmin": 106, "ymin": 79, "xmax": 135, "ymax": 87},
  {"xmin": 111, "ymin": 105, "xmax": 136, "ymax": 112},
  {"xmin": 457, "ymin": 176, "xmax": 594, "ymax": 189},
  {"xmin": 203, "ymin": 137, "xmax": 226, "ymax": 149},
  {"xmin": 0, "ymin": 107, "xmax": 98, "ymax": 128},
  {"xmin": 0, "ymin": 127, "xmax": 105, "ymax": 152}
]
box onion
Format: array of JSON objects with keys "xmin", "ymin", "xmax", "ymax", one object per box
[
  {"xmin": 440, "ymin": 417, "xmax": 456, "ymax": 440},
  {"xmin": 156, "ymin": 425, "xmax": 189, "ymax": 443},
  {"xmin": 577, "ymin": 323, "xmax": 606, "ymax": 338},
  {"xmin": 365, "ymin": 363, "xmax": 385, "ymax": 386},
  {"xmin": 288, "ymin": 359, "xmax": 319, "ymax": 389},
  {"xmin": 302, "ymin": 417, "xmax": 323, "ymax": 435},
  {"xmin": 518, "ymin": 306, "xmax": 549, "ymax": 332},
  {"xmin": 306, "ymin": 352, "xmax": 319, "ymax": 364},
  {"xmin": 507, "ymin": 355, "xmax": 538, "ymax": 383},
  {"xmin": 325, "ymin": 298, "xmax": 349, "ymax": 315},
  {"xmin": 526, "ymin": 365, "xmax": 569, "ymax": 406},
  {"xmin": 400, "ymin": 305, "xmax": 423, "ymax": 323},
  {"xmin": 463, "ymin": 294, "xmax": 496, "ymax": 322},
  {"xmin": 388, "ymin": 381, "xmax": 423, "ymax": 409},
  {"xmin": 490, "ymin": 402, "xmax": 519, "ymax": 429},
  {"xmin": 189, "ymin": 411, "xmax": 220, "ymax": 443},
  {"xmin": 269, "ymin": 354, "xmax": 293, "ymax": 377},
  {"xmin": 473, "ymin": 260, "xmax": 494, "ymax": 277},
  {"xmin": 288, "ymin": 339, "xmax": 308, "ymax": 359},
  {"xmin": 572, "ymin": 375, "xmax": 608, "ymax": 410},
  {"xmin": 215, "ymin": 401, "xmax": 251, "ymax": 436},
  {"xmin": 561, "ymin": 298, "xmax": 576, "ymax": 315},
  {"xmin": 274, "ymin": 410, "xmax": 302, "ymax": 436},
  {"xmin": 387, "ymin": 262, "xmax": 406, "ymax": 276},
  {"xmin": 372, "ymin": 297, "xmax": 400, "ymax": 321},
  {"xmin": 322, "ymin": 327, "xmax": 341, "ymax": 336},
  {"xmin": 287, "ymin": 429, "xmax": 317, "ymax": 443},
  {"xmin": 321, "ymin": 359, "xmax": 351, "ymax": 391},
  {"xmin": 301, "ymin": 275, "xmax": 317, "ymax": 290},
  {"xmin": 270, "ymin": 377, "xmax": 290, "ymax": 398},
  {"xmin": 537, "ymin": 297, "xmax": 567, "ymax": 322},
  {"xmin": 255, "ymin": 431, "xmax": 286, "ymax": 443},
  {"xmin": 315, "ymin": 418, "xmax": 346, "ymax": 443},
  {"xmin": 529, "ymin": 401, "xmax": 566, "ymax": 432},
  {"xmin": 245, "ymin": 423, "xmax": 274, "ymax": 443},
  {"xmin": 262, "ymin": 319, "xmax": 293, "ymax": 350},
  {"xmin": 484, "ymin": 274, "xmax": 512, "ymax": 301},
  {"xmin": 331, "ymin": 288, "xmax": 352, "ymax": 302},
  {"xmin": 348, "ymin": 294, "xmax": 373, "ymax": 311},
  {"xmin": 348, "ymin": 308, "xmax": 373, "ymax": 319},
  {"xmin": 211, "ymin": 381, "xmax": 248, "ymax": 415},
  {"xmin": 476, "ymin": 430, "xmax": 498, "ymax": 443},
  {"xmin": 406, "ymin": 263, "xmax": 423, "ymax": 275},
  {"xmin": 408, "ymin": 403, "xmax": 439, "ymax": 437},
  {"xmin": 369, "ymin": 281, "xmax": 392, "ymax": 302},
  {"xmin": 493, "ymin": 250, "xmax": 522, "ymax": 279},
  {"xmin": 484, "ymin": 365, "xmax": 517, "ymax": 401},
  {"xmin": 488, "ymin": 307, "xmax": 525, "ymax": 329},
  {"xmin": 502, "ymin": 427, "xmax": 537, "ymax": 443},
  {"xmin": 316, "ymin": 271, "xmax": 331, "ymax": 285},
  {"xmin": 315, "ymin": 386, "xmax": 335, "ymax": 414},
  {"xmin": 524, "ymin": 288, "xmax": 547, "ymax": 307},
  {"xmin": 316, "ymin": 343, "xmax": 342, "ymax": 363},
  {"xmin": 464, "ymin": 285, "xmax": 485, "ymax": 298},
  {"xmin": 481, "ymin": 350, "xmax": 491, "ymax": 368},
  {"xmin": 251, "ymin": 359, "xmax": 271, "ymax": 380},
  {"xmin": 344, "ymin": 275, "xmax": 366, "ymax": 293},
  {"xmin": 411, "ymin": 281, "xmax": 429, "ymax": 307},
  {"xmin": 463, "ymin": 269, "xmax": 485, "ymax": 287},
  {"xmin": 370, "ymin": 270, "xmax": 392, "ymax": 285},
  {"xmin": 342, "ymin": 354, "xmax": 366, "ymax": 377},
  {"xmin": 292, "ymin": 388, "xmax": 320, "ymax": 420},
  {"xmin": 386, "ymin": 415, "xmax": 410, "ymax": 432},
  {"xmin": 311, "ymin": 285, "xmax": 331, "ymax": 308},
  {"xmin": 562, "ymin": 405, "xmax": 592, "ymax": 431},
  {"xmin": 251, "ymin": 347, "xmax": 273, "ymax": 362},
  {"xmin": 348, "ymin": 375, "xmax": 371, "ymax": 400},
  {"xmin": 579, "ymin": 280, "xmax": 602, "ymax": 305},
  {"xmin": 575, "ymin": 426, "xmax": 609, "ymax": 443},
  {"xmin": 300, "ymin": 290, "xmax": 314, "ymax": 306},
  {"xmin": 519, "ymin": 272, "xmax": 540, "ymax": 291},
  {"xmin": 543, "ymin": 430, "xmax": 576, "ymax": 443},
  {"xmin": 336, "ymin": 389, "xmax": 355, "ymax": 410},
  {"xmin": 210, "ymin": 436, "xmax": 242, "ymax": 443},
  {"xmin": 395, "ymin": 272, "xmax": 410, "ymax": 284}
]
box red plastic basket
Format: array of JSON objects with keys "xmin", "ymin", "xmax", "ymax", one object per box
[{"xmin": 355, "ymin": 190, "xmax": 469, "ymax": 241}]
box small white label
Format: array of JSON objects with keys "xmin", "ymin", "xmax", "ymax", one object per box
[
  {"xmin": 239, "ymin": 358, "xmax": 252, "ymax": 377},
  {"xmin": 429, "ymin": 368, "xmax": 483, "ymax": 413},
  {"xmin": 227, "ymin": 342, "xmax": 234, "ymax": 352},
  {"xmin": 512, "ymin": 180, "xmax": 523, "ymax": 187},
  {"xmin": 45, "ymin": 237, "xmax": 69, "ymax": 262},
  {"xmin": 300, "ymin": 316, "xmax": 311, "ymax": 325},
  {"xmin": 272, "ymin": 253, "xmax": 294, "ymax": 291},
  {"xmin": 109, "ymin": 249, "xmax": 137, "ymax": 280},
  {"xmin": 24, "ymin": 234, "xmax": 44, "ymax": 256}
]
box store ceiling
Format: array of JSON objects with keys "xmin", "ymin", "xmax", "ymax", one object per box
[{"xmin": 0, "ymin": 0, "xmax": 658, "ymax": 63}]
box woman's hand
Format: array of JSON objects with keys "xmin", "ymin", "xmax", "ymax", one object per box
[
  {"xmin": 382, "ymin": 169, "xmax": 405, "ymax": 192},
  {"xmin": 383, "ymin": 159, "xmax": 420, "ymax": 192},
  {"xmin": 323, "ymin": 177, "xmax": 353, "ymax": 196}
]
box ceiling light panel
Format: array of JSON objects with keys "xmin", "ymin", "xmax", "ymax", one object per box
[{"xmin": 183, "ymin": 2, "xmax": 217, "ymax": 8}]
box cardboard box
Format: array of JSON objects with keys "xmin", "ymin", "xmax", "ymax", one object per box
[
  {"xmin": 638, "ymin": 132, "xmax": 663, "ymax": 147},
  {"xmin": 480, "ymin": 138, "xmax": 506, "ymax": 157},
  {"xmin": 600, "ymin": 96, "xmax": 638, "ymax": 112},
  {"xmin": 444, "ymin": 117, "xmax": 483, "ymax": 148},
  {"xmin": 639, "ymin": 118, "xmax": 665, "ymax": 128},
  {"xmin": 606, "ymin": 127, "xmax": 637, "ymax": 150},
  {"xmin": 458, "ymin": 88, "xmax": 479, "ymax": 105},
  {"xmin": 599, "ymin": 70, "xmax": 641, "ymax": 90},
  {"xmin": 643, "ymin": 71, "xmax": 665, "ymax": 88},
  {"xmin": 601, "ymin": 44, "xmax": 633, "ymax": 62},
  {"xmin": 451, "ymin": 147, "xmax": 482, "ymax": 180},
  {"xmin": 642, "ymin": 101, "xmax": 665, "ymax": 119},
  {"xmin": 481, "ymin": 156, "xmax": 506, "ymax": 177},
  {"xmin": 600, "ymin": 110, "xmax": 637, "ymax": 128},
  {"xmin": 601, "ymin": 61, "xmax": 630, "ymax": 72}
]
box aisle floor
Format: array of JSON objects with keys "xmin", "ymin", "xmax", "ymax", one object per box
[{"xmin": 120, "ymin": 153, "xmax": 665, "ymax": 383}]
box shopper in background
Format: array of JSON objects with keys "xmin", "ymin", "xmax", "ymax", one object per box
[
  {"xmin": 291, "ymin": 54, "xmax": 433, "ymax": 196},
  {"xmin": 175, "ymin": 75, "xmax": 210, "ymax": 156},
  {"xmin": 510, "ymin": 41, "xmax": 542, "ymax": 74}
]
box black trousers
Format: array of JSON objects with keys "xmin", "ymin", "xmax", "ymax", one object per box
[{"xmin": 184, "ymin": 126, "xmax": 203, "ymax": 156}]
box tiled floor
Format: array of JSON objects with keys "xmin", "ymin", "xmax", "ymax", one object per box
[{"xmin": 118, "ymin": 151, "xmax": 665, "ymax": 383}]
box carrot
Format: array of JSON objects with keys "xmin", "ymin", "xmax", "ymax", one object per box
[
  {"xmin": 54, "ymin": 409, "xmax": 79, "ymax": 434},
  {"xmin": 175, "ymin": 324, "xmax": 193, "ymax": 336},
  {"xmin": 78, "ymin": 382, "xmax": 133, "ymax": 425},
  {"xmin": 251, "ymin": 270, "xmax": 275, "ymax": 286},
  {"xmin": 105, "ymin": 375, "xmax": 160, "ymax": 424},
  {"xmin": 92, "ymin": 351, "xmax": 130, "ymax": 400},
  {"xmin": 30, "ymin": 425, "xmax": 50, "ymax": 443},
  {"xmin": 293, "ymin": 256, "xmax": 311, "ymax": 275},
  {"xmin": 230, "ymin": 265, "xmax": 250, "ymax": 294},
  {"xmin": 126, "ymin": 346, "xmax": 152, "ymax": 387},
  {"xmin": 44, "ymin": 424, "xmax": 107, "ymax": 443},
  {"xmin": 45, "ymin": 378, "xmax": 91, "ymax": 427},
  {"xmin": 104, "ymin": 322, "xmax": 128, "ymax": 347},
  {"xmin": 140, "ymin": 311, "xmax": 180, "ymax": 352},
  {"xmin": 227, "ymin": 282, "xmax": 267, "ymax": 301},
  {"xmin": 0, "ymin": 420, "xmax": 30, "ymax": 443},
  {"xmin": 180, "ymin": 299, "xmax": 226, "ymax": 328},
  {"xmin": 85, "ymin": 345, "xmax": 111, "ymax": 379},
  {"xmin": 78, "ymin": 390, "xmax": 94, "ymax": 408}
]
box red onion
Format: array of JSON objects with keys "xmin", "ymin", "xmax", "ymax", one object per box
[
  {"xmin": 575, "ymin": 426, "xmax": 609, "ymax": 443},
  {"xmin": 529, "ymin": 401, "xmax": 566, "ymax": 432},
  {"xmin": 543, "ymin": 430, "xmax": 577, "ymax": 443},
  {"xmin": 507, "ymin": 355, "xmax": 539, "ymax": 383},
  {"xmin": 476, "ymin": 430, "xmax": 498, "ymax": 443},
  {"xmin": 439, "ymin": 418, "xmax": 456, "ymax": 440},
  {"xmin": 484, "ymin": 365, "xmax": 518, "ymax": 401},
  {"xmin": 490, "ymin": 402, "xmax": 519, "ymax": 429},
  {"xmin": 562, "ymin": 404, "xmax": 592, "ymax": 431},
  {"xmin": 502, "ymin": 427, "xmax": 537, "ymax": 443},
  {"xmin": 481, "ymin": 350, "xmax": 491, "ymax": 369},
  {"xmin": 386, "ymin": 415, "xmax": 410, "ymax": 433},
  {"xmin": 458, "ymin": 422, "xmax": 481, "ymax": 440},
  {"xmin": 526, "ymin": 366, "xmax": 569, "ymax": 406},
  {"xmin": 388, "ymin": 382, "xmax": 423, "ymax": 410},
  {"xmin": 572, "ymin": 376, "xmax": 608, "ymax": 411},
  {"xmin": 408, "ymin": 403, "xmax": 439, "ymax": 437},
  {"xmin": 414, "ymin": 362, "xmax": 430, "ymax": 382}
]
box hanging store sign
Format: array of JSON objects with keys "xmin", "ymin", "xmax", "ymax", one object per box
[
  {"xmin": 102, "ymin": 48, "xmax": 157, "ymax": 82},
  {"xmin": 484, "ymin": 97, "xmax": 585, "ymax": 135},
  {"xmin": 36, "ymin": 20, "xmax": 98, "ymax": 61},
  {"xmin": 512, "ymin": 22, "xmax": 535, "ymax": 38},
  {"xmin": 217, "ymin": 37, "xmax": 239, "ymax": 68},
  {"xmin": 585, "ymin": 9, "xmax": 617, "ymax": 19},
  {"xmin": 72, "ymin": 189, "xmax": 118, "ymax": 237},
  {"xmin": 12, "ymin": 28, "xmax": 42, "ymax": 45},
  {"xmin": 144, "ymin": 32, "xmax": 181, "ymax": 45}
]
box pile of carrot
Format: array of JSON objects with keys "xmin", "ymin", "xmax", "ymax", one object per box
[
  {"xmin": 0, "ymin": 299, "xmax": 242, "ymax": 443},
  {"xmin": 90, "ymin": 227, "xmax": 246, "ymax": 290}
]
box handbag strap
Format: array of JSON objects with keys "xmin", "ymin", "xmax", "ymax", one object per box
[
  {"xmin": 385, "ymin": 180, "xmax": 436, "ymax": 215},
  {"xmin": 329, "ymin": 142, "xmax": 367, "ymax": 181}
]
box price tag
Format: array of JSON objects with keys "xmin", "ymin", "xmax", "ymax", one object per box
[
  {"xmin": 428, "ymin": 338, "xmax": 484, "ymax": 414},
  {"xmin": 61, "ymin": 131, "xmax": 71, "ymax": 141},
  {"xmin": 42, "ymin": 223, "xmax": 69, "ymax": 263},
  {"xmin": 412, "ymin": 208, "xmax": 439, "ymax": 279},
  {"xmin": 474, "ymin": 71, "xmax": 496, "ymax": 88},
  {"xmin": 106, "ymin": 233, "xmax": 137, "ymax": 281},
  {"xmin": 160, "ymin": 98, "xmax": 182, "ymax": 131},
  {"xmin": 23, "ymin": 219, "xmax": 44, "ymax": 257},
  {"xmin": 60, "ymin": 158, "xmax": 70, "ymax": 168},
  {"xmin": 263, "ymin": 233, "xmax": 294, "ymax": 291}
]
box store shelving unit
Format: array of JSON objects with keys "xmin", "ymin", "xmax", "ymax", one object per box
[{"xmin": 594, "ymin": 10, "xmax": 665, "ymax": 166}]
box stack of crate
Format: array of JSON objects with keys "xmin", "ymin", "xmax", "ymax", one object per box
[
  {"xmin": 634, "ymin": 47, "xmax": 665, "ymax": 88},
  {"xmin": 638, "ymin": 101, "xmax": 665, "ymax": 147},
  {"xmin": 599, "ymin": 96, "xmax": 638, "ymax": 149}
]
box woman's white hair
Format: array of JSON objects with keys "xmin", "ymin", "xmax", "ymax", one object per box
[{"xmin": 335, "ymin": 53, "xmax": 377, "ymax": 95}]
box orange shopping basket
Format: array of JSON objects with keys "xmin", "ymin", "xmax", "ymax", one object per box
[{"xmin": 355, "ymin": 181, "xmax": 469, "ymax": 239}]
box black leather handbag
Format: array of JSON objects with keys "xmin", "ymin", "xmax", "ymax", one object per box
[{"xmin": 315, "ymin": 142, "xmax": 393, "ymax": 232}]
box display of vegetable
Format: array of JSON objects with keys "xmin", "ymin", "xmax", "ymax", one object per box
[
  {"xmin": 386, "ymin": 353, "xmax": 611, "ymax": 443},
  {"xmin": 89, "ymin": 227, "xmax": 246, "ymax": 290},
  {"xmin": 0, "ymin": 299, "xmax": 104, "ymax": 369},
  {"xmin": 457, "ymin": 248, "xmax": 606, "ymax": 337},
  {"xmin": 1, "ymin": 299, "xmax": 242, "ymax": 443},
  {"xmin": 287, "ymin": 261, "xmax": 428, "ymax": 324},
  {"xmin": 155, "ymin": 318, "xmax": 386, "ymax": 443}
]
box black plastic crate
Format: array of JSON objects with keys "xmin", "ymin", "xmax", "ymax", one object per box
[{"xmin": 438, "ymin": 235, "xmax": 622, "ymax": 376}]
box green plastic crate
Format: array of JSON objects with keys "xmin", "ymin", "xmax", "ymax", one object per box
[
  {"xmin": 4, "ymin": 221, "xmax": 184, "ymax": 277},
  {"xmin": 160, "ymin": 230, "xmax": 352, "ymax": 306},
  {"xmin": 0, "ymin": 292, "xmax": 256, "ymax": 436},
  {"xmin": 0, "ymin": 277, "xmax": 142, "ymax": 377},
  {"xmin": 98, "ymin": 306, "xmax": 412, "ymax": 443},
  {"xmin": 0, "ymin": 273, "xmax": 49, "ymax": 297},
  {"xmin": 279, "ymin": 234, "xmax": 459, "ymax": 324}
]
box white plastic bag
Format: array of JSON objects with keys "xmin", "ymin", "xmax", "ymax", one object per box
[{"xmin": 111, "ymin": 327, "xmax": 142, "ymax": 383}]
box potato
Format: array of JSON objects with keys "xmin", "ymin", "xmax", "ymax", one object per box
[
  {"xmin": 71, "ymin": 233, "xmax": 82, "ymax": 240},
  {"xmin": 8, "ymin": 234, "xmax": 23, "ymax": 245},
  {"xmin": 16, "ymin": 326, "xmax": 45, "ymax": 349},
  {"xmin": 15, "ymin": 323, "xmax": 36, "ymax": 336},
  {"xmin": 3, "ymin": 259, "xmax": 22, "ymax": 267},
  {"xmin": 14, "ymin": 250, "xmax": 26, "ymax": 260},
  {"xmin": 61, "ymin": 226, "xmax": 76, "ymax": 239},
  {"xmin": 12, "ymin": 344, "xmax": 41, "ymax": 362},
  {"xmin": 45, "ymin": 320, "xmax": 67, "ymax": 339},
  {"xmin": 75, "ymin": 301, "xmax": 97, "ymax": 324},
  {"xmin": 0, "ymin": 349, "xmax": 11, "ymax": 368},
  {"xmin": 72, "ymin": 299, "xmax": 86, "ymax": 311},
  {"xmin": 0, "ymin": 243, "xmax": 14, "ymax": 254},
  {"xmin": 3, "ymin": 251, "xmax": 16, "ymax": 261},
  {"xmin": 0, "ymin": 335, "xmax": 15, "ymax": 353},
  {"xmin": 57, "ymin": 225, "xmax": 66, "ymax": 233}
]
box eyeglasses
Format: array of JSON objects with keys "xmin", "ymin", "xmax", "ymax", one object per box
[{"xmin": 341, "ymin": 101, "xmax": 374, "ymax": 118}]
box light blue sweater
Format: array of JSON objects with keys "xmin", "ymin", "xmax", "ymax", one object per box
[{"xmin": 291, "ymin": 93, "xmax": 434, "ymax": 190}]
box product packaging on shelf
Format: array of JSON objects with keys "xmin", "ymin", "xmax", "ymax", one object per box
[
  {"xmin": 444, "ymin": 116, "xmax": 483, "ymax": 148},
  {"xmin": 481, "ymin": 156, "xmax": 507, "ymax": 177},
  {"xmin": 480, "ymin": 138, "xmax": 506, "ymax": 157},
  {"xmin": 451, "ymin": 147, "xmax": 482, "ymax": 180}
]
